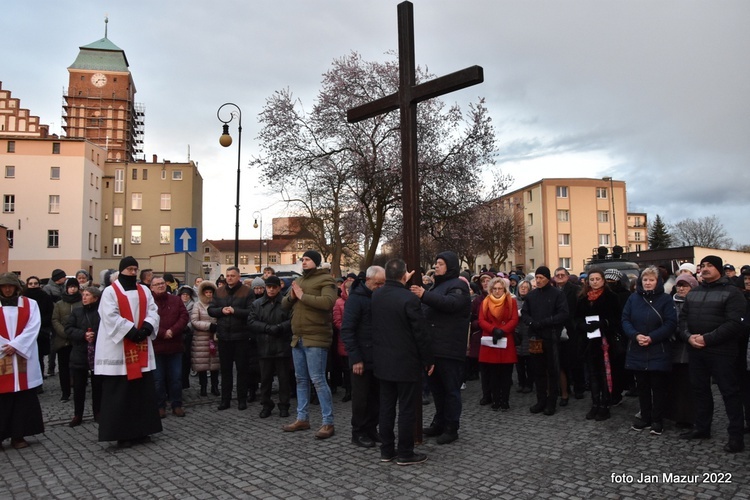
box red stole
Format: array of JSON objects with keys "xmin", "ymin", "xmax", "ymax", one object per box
[
  {"xmin": 112, "ymin": 282, "xmax": 149, "ymax": 380},
  {"xmin": 0, "ymin": 297, "xmax": 31, "ymax": 393}
]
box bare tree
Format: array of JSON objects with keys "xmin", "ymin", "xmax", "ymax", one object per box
[
  {"xmin": 671, "ymin": 215, "xmax": 733, "ymax": 249},
  {"xmin": 253, "ymin": 52, "xmax": 497, "ymax": 271},
  {"xmin": 475, "ymin": 199, "xmax": 525, "ymax": 268}
]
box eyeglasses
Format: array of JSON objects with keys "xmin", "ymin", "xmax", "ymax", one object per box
[
  {"xmin": 151, "ymin": 282, "xmax": 167, "ymax": 287},
  {"xmin": 27, "ymin": 282, "xmax": 40, "ymax": 287},
  {"xmin": 554, "ymin": 274, "xmax": 567, "ymax": 278}
]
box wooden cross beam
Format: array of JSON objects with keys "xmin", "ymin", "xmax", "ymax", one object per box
[{"xmin": 347, "ymin": 1, "xmax": 483, "ymax": 283}]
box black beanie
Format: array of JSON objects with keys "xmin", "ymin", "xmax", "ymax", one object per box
[
  {"xmin": 535, "ymin": 266, "xmax": 551, "ymax": 280},
  {"xmin": 64, "ymin": 278, "xmax": 79, "ymax": 290},
  {"xmin": 302, "ymin": 250, "xmax": 322, "ymax": 267},
  {"xmin": 119, "ymin": 256, "xmax": 139, "ymax": 272},
  {"xmin": 51, "ymin": 269, "xmax": 66, "ymax": 281},
  {"xmin": 700, "ymin": 255, "xmax": 723, "ymax": 271}
]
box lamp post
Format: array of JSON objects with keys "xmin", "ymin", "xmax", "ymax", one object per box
[
  {"xmin": 253, "ymin": 211, "xmax": 262, "ymax": 272},
  {"xmin": 217, "ymin": 103, "xmax": 242, "ymax": 268},
  {"xmin": 602, "ymin": 176, "xmax": 618, "ymax": 247}
]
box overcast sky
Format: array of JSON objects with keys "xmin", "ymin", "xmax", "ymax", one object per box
[{"xmin": 3, "ymin": 0, "xmax": 749, "ymax": 246}]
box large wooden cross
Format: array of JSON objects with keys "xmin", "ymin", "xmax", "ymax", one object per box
[{"xmin": 347, "ymin": 1, "xmax": 483, "ymax": 282}]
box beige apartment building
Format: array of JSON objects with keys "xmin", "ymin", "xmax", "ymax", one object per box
[
  {"xmin": 98, "ymin": 157, "xmax": 203, "ymax": 282},
  {"xmin": 627, "ymin": 212, "xmax": 648, "ymax": 252},
  {"xmin": 476, "ymin": 178, "xmax": 629, "ymax": 276}
]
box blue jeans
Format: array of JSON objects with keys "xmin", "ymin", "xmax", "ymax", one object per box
[
  {"xmin": 154, "ymin": 353, "xmax": 183, "ymax": 409},
  {"xmin": 292, "ymin": 340, "xmax": 333, "ymax": 425}
]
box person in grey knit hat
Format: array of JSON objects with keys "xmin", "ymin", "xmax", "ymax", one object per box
[{"xmin": 43, "ymin": 269, "xmax": 67, "ymax": 303}]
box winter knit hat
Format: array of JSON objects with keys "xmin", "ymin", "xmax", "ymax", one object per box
[
  {"xmin": 64, "ymin": 278, "xmax": 79, "ymax": 290},
  {"xmin": 604, "ymin": 269, "xmax": 623, "ymax": 282},
  {"xmin": 302, "ymin": 250, "xmax": 322, "ymax": 267},
  {"xmin": 678, "ymin": 262, "xmax": 697, "ymax": 275},
  {"xmin": 535, "ymin": 266, "xmax": 551, "ymax": 280},
  {"xmin": 264, "ymin": 275, "xmax": 281, "ymax": 287},
  {"xmin": 119, "ymin": 256, "xmax": 139, "ymax": 272},
  {"xmin": 51, "ymin": 269, "xmax": 66, "ymax": 281},
  {"xmin": 699, "ymin": 255, "xmax": 723, "ymax": 271},
  {"xmin": 251, "ymin": 277, "xmax": 266, "ymax": 288},
  {"xmin": 675, "ymin": 274, "xmax": 699, "ymax": 289}
]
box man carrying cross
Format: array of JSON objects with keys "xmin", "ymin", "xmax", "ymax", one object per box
[{"xmin": 95, "ymin": 256, "xmax": 162, "ymax": 448}]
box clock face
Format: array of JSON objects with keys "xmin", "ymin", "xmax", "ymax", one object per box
[{"xmin": 91, "ymin": 73, "xmax": 107, "ymax": 87}]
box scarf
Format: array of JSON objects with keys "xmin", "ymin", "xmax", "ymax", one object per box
[
  {"xmin": 483, "ymin": 292, "xmax": 510, "ymax": 321},
  {"xmin": 587, "ymin": 287, "xmax": 604, "ymax": 303}
]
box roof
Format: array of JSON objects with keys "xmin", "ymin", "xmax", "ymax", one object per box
[
  {"xmin": 205, "ymin": 239, "xmax": 298, "ymax": 253},
  {"xmin": 68, "ymin": 37, "xmax": 130, "ymax": 72}
]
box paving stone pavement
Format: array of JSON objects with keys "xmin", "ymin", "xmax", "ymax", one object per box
[{"xmin": 1, "ymin": 372, "xmax": 749, "ymax": 499}]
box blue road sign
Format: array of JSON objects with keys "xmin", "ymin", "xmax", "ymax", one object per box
[{"xmin": 175, "ymin": 227, "xmax": 197, "ymax": 253}]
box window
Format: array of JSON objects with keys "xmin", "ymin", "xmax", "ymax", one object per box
[
  {"xmin": 558, "ymin": 233, "xmax": 570, "ymax": 246},
  {"xmin": 160, "ymin": 225, "xmax": 171, "ymax": 245},
  {"xmin": 131, "ymin": 225, "xmax": 142, "ymax": 244},
  {"xmin": 89, "ymin": 200, "xmax": 93, "ymax": 218},
  {"xmin": 95, "ymin": 176, "xmax": 99, "ymax": 189},
  {"xmin": 556, "ymin": 186, "xmax": 568, "ymax": 198},
  {"xmin": 131, "ymin": 193, "xmax": 142, "ymax": 210},
  {"xmin": 635, "ymin": 244, "xmax": 642, "ymax": 251},
  {"xmin": 88, "ymin": 233, "xmax": 92, "ymax": 251},
  {"xmin": 634, "ymin": 231, "xmax": 642, "ymax": 241},
  {"xmin": 113, "ymin": 237, "xmax": 123, "ymax": 256},
  {"xmin": 132, "ymin": 169, "xmax": 138, "ymax": 180},
  {"xmin": 94, "ymin": 234, "xmax": 98, "ymax": 252},
  {"xmin": 161, "ymin": 170, "xmax": 167, "ymax": 180},
  {"xmin": 113, "ymin": 207, "xmax": 123, "ymax": 226},
  {"xmin": 240, "ymin": 255, "xmax": 249, "ymax": 265},
  {"xmin": 559, "ymin": 257, "xmax": 571, "ymax": 269},
  {"xmin": 527, "ymin": 213, "xmax": 534, "ymax": 226},
  {"xmin": 6, "ymin": 230, "xmax": 13, "ymax": 248},
  {"xmin": 52, "ymin": 142, "xmax": 60, "ymax": 154},
  {"xmin": 142, "ymin": 169, "xmax": 148, "ymax": 180},
  {"xmin": 172, "ymin": 170, "xmax": 183, "ymax": 181},
  {"xmin": 49, "ymin": 195, "xmax": 60, "ymax": 213},
  {"xmin": 528, "ymin": 236, "xmax": 535, "ymax": 248},
  {"xmin": 596, "ymin": 187, "xmax": 608, "ymax": 199},
  {"xmin": 50, "ymin": 166, "xmax": 60, "ymax": 180},
  {"xmin": 114, "ymin": 169, "xmax": 124, "ymax": 193},
  {"xmin": 204, "ymin": 247, "xmax": 210, "ymax": 253},
  {"xmin": 557, "ymin": 209, "xmax": 569, "ymax": 222},
  {"xmin": 95, "ymin": 202, "xmax": 98, "ymax": 220},
  {"xmin": 268, "ymin": 254, "xmax": 277, "ymax": 264},
  {"xmin": 530, "ymin": 259, "xmax": 535, "ymax": 270},
  {"xmin": 7, "ymin": 141, "xmax": 15, "ymax": 153},
  {"xmin": 3, "ymin": 194, "xmax": 14, "ymax": 213},
  {"xmin": 4, "ymin": 166, "xmax": 14, "ymax": 178},
  {"xmin": 47, "ymin": 230, "xmax": 59, "ymax": 248},
  {"xmin": 599, "ymin": 234, "xmax": 610, "ymax": 246},
  {"xmin": 160, "ymin": 193, "xmax": 171, "ymax": 210},
  {"xmin": 224, "ymin": 254, "xmax": 234, "ymax": 265},
  {"xmin": 597, "ymin": 211, "xmax": 609, "ymax": 223},
  {"xmin": 90, "ymin": 173, "xmax": 94, "ymax": 186}
]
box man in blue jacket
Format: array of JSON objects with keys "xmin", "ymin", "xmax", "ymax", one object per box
[{"xmin": 410, "ymin": 251, "xmax": 471, "ymax": 444}]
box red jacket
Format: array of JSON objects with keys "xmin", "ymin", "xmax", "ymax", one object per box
[
  {"xmin": 152, "ymin": 292, "xmax": 189, "ymax": 355},
  {"xmin": 477, "ymin": 295, "xmax": 519, "ymax": 364}
]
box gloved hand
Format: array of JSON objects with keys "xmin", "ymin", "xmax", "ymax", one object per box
[
  {"xmin": 586, "ymin": 321, "xmax": 600, "ymax": 333},
  {"xmin": 137, "ymin": 328, "xmax": 151, "ymax": 341},
  {"xmin": 524, "ymin": 318, "xmax": 535, "ymax": 328},
  {"xmin": 265, "ymin": 324, "xmax": 279, "ymax": 336},
  {"xmin": 209, "ymin": 323, "xmax": 218, "ymax": 333},
  {"xmin": 492, "ymin": 328, "xmax": 506, "ymax": 344},
  {"xmin": 124, "ymin": 327, "xmax": 141, "ymax": 343}
]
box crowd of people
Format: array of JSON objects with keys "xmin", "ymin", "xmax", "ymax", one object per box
[{"xmin": 2, "ymin": 253, "xmax": 749, "ymax": 462}]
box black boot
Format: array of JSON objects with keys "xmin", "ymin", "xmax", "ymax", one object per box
[
  {"xmin": 198, "ymin": 372, "xmax": 208, "ymax": 397},
  {"xmin": 423, "ymin": 419, "xmax": 444, "ymax": 437},
  {"xmin": 436, "ymin": 424, "xmax": 459, "ymax": 445}
]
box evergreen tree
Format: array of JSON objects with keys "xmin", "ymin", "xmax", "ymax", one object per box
[{"xmin": 648, "ymin": 214, "xmax": 672, "ymax": 249}]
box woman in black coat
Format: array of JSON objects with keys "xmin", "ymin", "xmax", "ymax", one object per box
[
  {"xmin": 23, "ymin": 277, "xmax": 54, "ymax": 380},
  {"xmin": 574, "ymin": 268, "xmax": 623, "ymax": 422},
  {"xmin": 64, "ymin": 286, "xmax": 103, "ymax": 427}
]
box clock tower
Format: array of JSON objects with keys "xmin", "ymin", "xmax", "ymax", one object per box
[{"xmin": 62, "ymin": 18, "xmax": 144, "ymax": 162}]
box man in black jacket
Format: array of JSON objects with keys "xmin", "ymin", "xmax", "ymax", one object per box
[
  {"xmin": 554, "ymin": 267, "xmax": 584, "ymax": 403},
  {"xmin": 680, "ymin": 255, "xmax": 747, "ymax": 453},
  {"xmin": 373, "ymin": 259, "xmax": 434, "ymax": 465},
  {"xmin": 341, "ymin": 265, "xmax": 385, "ymax": 448},
  {"xmin": 522, "ymin": 266, "xmax": 569, "ymax": 416},
  {"xmin": 410, "ymin": 251, "xmax": 471, "ymax": 445},
  {"xmin": 247, "ymin": 275, "xmax": 292, "ymax": 419},
  {"xmin": 208, "ymin": 267, "xmax": 254, "ymax": 411}
]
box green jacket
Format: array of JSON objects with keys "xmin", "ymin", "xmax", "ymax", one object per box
[{"xmin": 282, "ymin": 269, "xmax": 337, "ymax": 348}]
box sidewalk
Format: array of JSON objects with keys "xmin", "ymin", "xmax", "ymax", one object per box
[{"xmin": 1, "ymin": 373, "xmax": 748, "ymax": 499}]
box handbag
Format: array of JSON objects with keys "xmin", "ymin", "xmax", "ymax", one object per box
[{"xmin": 529, "ymin": 338, "xmax": 543, "ymax": 354}]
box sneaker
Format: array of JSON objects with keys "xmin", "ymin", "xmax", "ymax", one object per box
[
  {"xmin": 460, "ymin": 383, "xmax": 466, "ymax": 390},
  {"xmin": 610, "ymin": 395, "xmax": 623, "ymax": 407},
  {"xmin": 397, "ymin": 452, "xmax": 428, "ymax": 465},
  {"xmin": 631, "ymin": 418, "xmax": 650, "ymax": 431},
  {"xmin": 650, "ymin": 422, "xmax": 663, "ymax": 435}
]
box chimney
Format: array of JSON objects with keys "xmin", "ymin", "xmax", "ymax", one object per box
[{"xmin": 152, "ymin": 154, "xmax": 158, "ymax": 163}]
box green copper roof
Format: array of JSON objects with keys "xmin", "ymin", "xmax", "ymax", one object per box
[{"xmin": 68, "ymin": 37, "xmax": 130, "ymax": 72}]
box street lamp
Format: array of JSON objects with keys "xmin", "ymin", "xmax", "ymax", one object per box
[
  {"xmin": 253, "ymin": 211, "xmax": 262, "ymax": 272},
  {"xmin": 217, "ymin": 103, "xmax": 242, "ymax": 267},
  {"xmin": 602, "ymin": 176, "xmax": 618, "ymax": 247}
]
